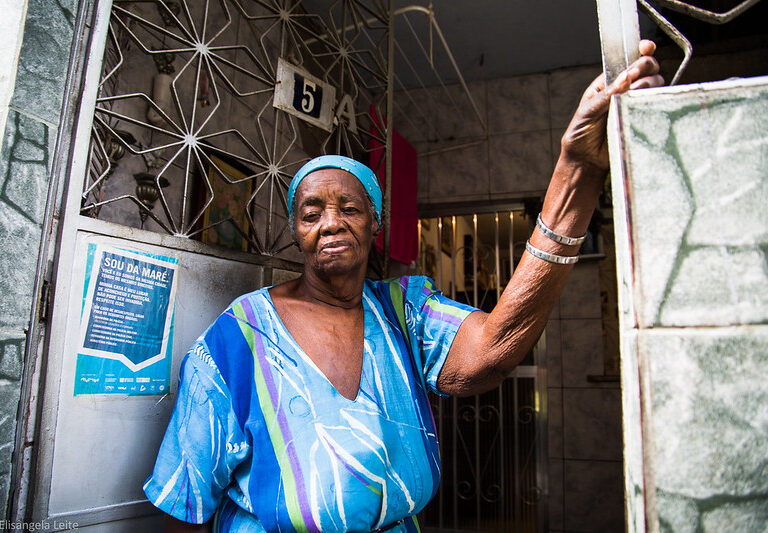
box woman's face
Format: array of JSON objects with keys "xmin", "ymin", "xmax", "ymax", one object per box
[{"xmin": 293, "ymin": 168, "xmax": 379, "ymax": 277}]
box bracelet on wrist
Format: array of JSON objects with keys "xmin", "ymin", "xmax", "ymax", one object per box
[
  {"xmin": 536, "ymin": 213, "xmax": 587, "ymax": 246},
  {"xmin": 525, "ymin": 240, "xmax": 579, "ymax": 265}
]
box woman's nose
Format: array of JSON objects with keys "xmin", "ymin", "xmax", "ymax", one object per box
[{"xmin": 319, "ymin": 208, "xmax": 344, "ymax": 234}]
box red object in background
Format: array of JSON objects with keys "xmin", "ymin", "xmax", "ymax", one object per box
[{"xmin": 369, "ymin": 108, "xmax": 418, "ymax": 265}]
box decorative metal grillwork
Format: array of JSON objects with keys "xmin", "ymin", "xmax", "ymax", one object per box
[
  {"xmin": 82, "ymin": 0, "xmax": 487, "ymax": 268},
  {"xmin": 83, "ymin": 0, "xmax": 391, "ymax": 259},
  {"xmin": 421, "ymin": 375, "xmax": 542, "ymax": 532}
]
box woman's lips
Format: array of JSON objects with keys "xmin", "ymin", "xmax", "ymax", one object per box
[{"xmin": 319, "ymin": 240, "xmax": 352, "ymax": 254}]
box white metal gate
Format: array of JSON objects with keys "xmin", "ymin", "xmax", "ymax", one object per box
[{"xmin": 22, "ymin": 0, "xmax": 394, "ymax": 530}]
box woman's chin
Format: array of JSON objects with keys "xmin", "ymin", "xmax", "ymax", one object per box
[{"xmin": 310, "ymin": 253, "xmax": 364, "ymax": 276}]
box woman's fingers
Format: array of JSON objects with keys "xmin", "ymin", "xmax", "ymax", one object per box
[
  {"xmin": 625, "ymin": 54, "xmax": 664, "ymax": 91},
  {"xmin": 631, "ymin": 74, "xmax": 665, "ymax": 90},
  {"xmin": 589, "ymin": 72, "xmax": 607, "ymax": 94},
  {"xmin": 639, "ymin": 39, "xmax": 657, "ymax": 56},
  {"xmin": 607, "ymin": 71, "xmax": 631, "ymax": 96},
  {"xmin": 633, "ymin": 54, "xmax": 661, "ymax": 77},
  {"xmin": 585, "ymin": 40, "xmax": 659, "ymax": 99},
  {"xmin": 607, "ymin": 55, "xmax": 662, "ymax": 96}
]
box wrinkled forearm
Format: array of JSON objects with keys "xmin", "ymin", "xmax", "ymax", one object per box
[
  {"xmin": 437, "ymin": 154, "xmax": 606, "ymax": 396},
  {"xmin": 540, "ymin": 150, "xmax": 607, "ymax": 239}
]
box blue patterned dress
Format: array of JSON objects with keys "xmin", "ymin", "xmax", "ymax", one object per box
[{"xmin": 144, "ymin": 276, "xmax": 476, "ymax": 532}]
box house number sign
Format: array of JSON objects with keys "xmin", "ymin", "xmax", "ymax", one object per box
[
  {"xmin": 274, "ymin": 58, "xmax": 336, "ymax": 131},
  {"xmin": 273, "ymin": 58, "xmax": 356, "ymax": 134}
]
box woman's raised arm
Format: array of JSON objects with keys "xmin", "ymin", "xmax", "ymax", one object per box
[{"xmin": 437, "ymin": 41, "xmax": 663, "ymax": 397}]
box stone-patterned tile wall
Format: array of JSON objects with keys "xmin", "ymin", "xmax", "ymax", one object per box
[
  {"xmin": 614, "ymin": 76, "xmax": 768, "ymax": 532},
  {"xmin": 0, "ymin": 0, "xmax": 78, "ymax": 518},
  {"xmin": 622, "ymin": 82, "xmax": 768, "ymax": 329}
]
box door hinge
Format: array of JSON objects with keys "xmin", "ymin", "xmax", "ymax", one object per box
[{"xmin": 39, "ymin": 281, "xmax": 51, "ymax": 322}]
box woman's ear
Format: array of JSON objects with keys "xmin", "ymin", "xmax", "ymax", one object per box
[{"xmin": 371, "ymin": 218, "xmax": 381, "ymax": 238}]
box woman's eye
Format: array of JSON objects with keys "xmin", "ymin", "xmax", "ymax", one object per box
[
  {"xmin": 342, "ymin": 206, "xmax": 359, "ymax": 214},
  {"xmin": 302, "ymin": 212, "xmax": 320, "ymax": 221}
]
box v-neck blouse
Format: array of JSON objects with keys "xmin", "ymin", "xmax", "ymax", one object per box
[
  {"xmin": 144, "ymin": 276, "xmax": 476, "ymax": 532},
  {"xmin": 263, "ymin": 289, "xmax": 368, "ymax": 403}
]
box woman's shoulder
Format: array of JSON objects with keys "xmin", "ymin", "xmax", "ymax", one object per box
[
  {"xmin": 366, "ymin": 275, "xmax": 437, "ymax": 294},
  {"xmin": 192, "ymin": 287, "xmax": 272, "ymax": 382},
  {"xmin": 197, "ymin": 287, "xmax": 272, "ymax": 340},
  {"xmin": 365, "ymin": 275, "xmax": 440, "ymax": 310},
  {"xmin": 264, "ymin": 276, "xmax": 301, "ymax": 305},
  {"xmin": 224, "ymin": 286, "xmax": 271, "ymax": 313}
]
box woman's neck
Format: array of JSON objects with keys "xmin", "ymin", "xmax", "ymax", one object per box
[{"xmin": 298, "ymin": 268, "xmax": 366, "ymax": 309}]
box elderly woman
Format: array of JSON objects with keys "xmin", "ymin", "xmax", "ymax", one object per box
[{"xmin": 145, "ymin": 42, "xmax": 662, "ymax": 532}]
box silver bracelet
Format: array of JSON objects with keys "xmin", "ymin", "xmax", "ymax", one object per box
[
  {"xmin": 536, "ymin": 213, "xmax": 587, "ymax": 246},
  {"xmin": 525, "ymin": 240, "xmax": 579, "ymax": 265}
]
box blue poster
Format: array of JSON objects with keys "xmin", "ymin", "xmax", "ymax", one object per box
[{"xmin": 74, "ymin": 243, "xmax": 179, "ymax": 396}]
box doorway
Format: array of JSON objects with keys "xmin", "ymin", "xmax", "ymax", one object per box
[{"xmin": 417, "ymin": 211, "xmax": 548, "ymax": 533}]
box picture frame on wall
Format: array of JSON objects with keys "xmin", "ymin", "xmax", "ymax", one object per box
[{"xmin": 197, "ymin": 153, "xmax": 253, "ymax": 252}]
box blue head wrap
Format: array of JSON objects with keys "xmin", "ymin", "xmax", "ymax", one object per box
[{"xmin": 288, "ymin": 155, "xmax": 382, "ymax": 225}]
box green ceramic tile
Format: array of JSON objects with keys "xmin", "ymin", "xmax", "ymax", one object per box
[
  {"xmin": 0, "ymin": 357, "xmax": 23, "ymax": 514},
  {"xmin": 1, "ymin": 111, "xmax": 52, "ymax": 225},
  {"xmin": 656, "ymin": 491, "xmax": 699, "ymax": 533},
  {"xmin": 619, "ymin": 79, "xmax": 768, "ymax": 327},
  {"xmin": 627, "ymin": 106, "xmax": 671, "ymax": 149},
  {"xmin": 0, "ymin": 204, "xmax": 42, "ymax": 329},
  {"xmin": 620, "ymin": 329, "xmax": 645, "ymax": 533},
  {"xmin": 673, "ymin": 97, "xmax": 768, "ymax": 248},
  {"xmin": 0, "ymin": 333, "xmax": 25, "ymax": 381},
  {"xmin": 624, "ymin": 131, "xmax": 693, "ymax": 327},
  {"xmin": 660, "ymin": 247, "xmax": 768, "ymax": 326},
  {"xmin": 641, "ymin": 327, "xmax": 768, "ymax": 500},
  {"xmin": 701, "ymin": 499, "xmax": 768, "ymax": 533},
  {"xmin": 10, "ymin": 0, "xmax": 78, "ymax": 124}
]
